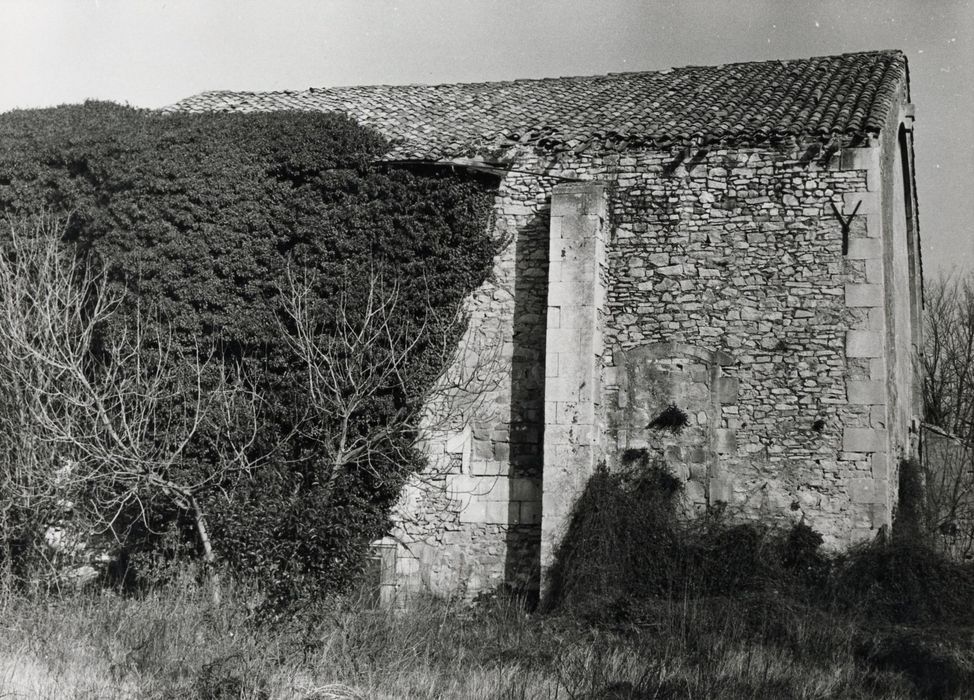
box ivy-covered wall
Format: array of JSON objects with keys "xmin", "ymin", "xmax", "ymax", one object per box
[{"xmin": 0, "ymin": 102, "xmax": 497, "ymax": 597}]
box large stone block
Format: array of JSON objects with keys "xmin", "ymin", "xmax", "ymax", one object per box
[
  {"xmin": 716, "ymin": 377, "xmax": 739, "ymax": 404},
  {"xmin": 547, "ymin": 305, "xmax": 562, "ymax": 328},
  {"xmin": 546, "ymin": 377, "xmax": 590, "ymax": 403},
  {"xmin": 547, "ymin": 282, "xmax": 594, "ymax": 311},
  {"xmin": 864, "ymin": 212, "xmax": 882, "ymax": 238},
  {"xmin": 549, "ymin": 217, "xmax": 563, "ymax": 239},
  {"xmin": 847, "ymin": 380, "xmax": 887, "ymax": 405},
  {"xmin": 546, "ymin": 326, "xmax": 584, "ymax": 349},
  {"xmin": 846, "ymin": 331, "xmax": 883, "ymax": 358},
  {"xmin": 715, "ymin": 428, "xmax": 737, "ymax": 455},
  {"xmin": 470, "ymin": 459, "xmax": 506, "ymax": 476},
  {"xmin": 849, "ymin": 477, "xmax": 885, "ymax": 504},
  {"xmin": 683, "ymin": 479, "xmax": 707, "ymax": 505},
  {"xmin": 544, "ymin": 401, "xmax": 559, "ymax": 427},
  {"xmin": 518, "ymin": 501, "xmax": 541, "ymax": 525},
  {"xmin": 512, "ymin": 477, "xmax": 541, "ymax": 502},
  {"xmin": 865, "ymin": 258, "xmax": 884, "ymax": 284},
  {"xmin": 459, "ymin": 501, "xmax": 487, "ymax": 524},
  {"xmin": 846, "ymin": 237, "xmax": 882, "ymax": 260},
  {"xmin": 869, "ymin": 358, "xmax": 887, "ymax": 381},
  {"xmin": 840, "ymin": 147, "xmax": 879, "ymax": 170},
  {"xmin": 547, "ymin": 259, "xmax": 564, "ymax": 282},
  {"xmin": 867, "ymin": 307, "xmax": 886, "ymax": 331},
  {"xmin": 842, "ymin": 427, "xmax": 886, "ymax": 453},
  {"xmin": 546, "ymin": 352, "xmax": 560, "ymax": 378},
  {"xmin": 544, "ymin": 424, "xmax": 574, "ymax": 446},
  {"xmin": 709, "ymin": 477, "xmax": 733, "ymax": 504},
  {"xmin": 870, "ymin": 405, "xmax": 887, "ymax": 429},
  {"xmin": 445, "ymin": 474, "xmax": 478, "ymax": 499},
  {"xmin": 550, "ymin": 182, "xmax": 608, "ymax": 218},
  {"xmin": 870, "ymin": 502, "xmax": 892, "ymax": 528},
  {"xmin": 482, "ymin": 476, "xmax": 511, "ymax": 501},
  {"xmin": 484, "ymin": 501, "xmax": 513, "ymax": 524},
  {"xmin": 843, "ymin": 191, "xmax": 879, "ymax": 215},
  {"xmin": 866, "ymin": 165, "xmax": 881, "ymax": 192},
  {"xmin": 871, "ymin": 453, "xmax": 890, "ymax": 480},
  {"xmin": 845, "ymin": 284, "xmax": 883, "ymax": 308}
]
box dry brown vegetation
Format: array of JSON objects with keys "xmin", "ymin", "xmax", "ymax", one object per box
[{"xmin": 0, "ymin": 571, "xmax": 962, "ymax": 700}]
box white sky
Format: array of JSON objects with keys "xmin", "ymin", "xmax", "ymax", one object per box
[{"xmin": 1, "ymin": 0, "xmax": 972, "ymax": 274}]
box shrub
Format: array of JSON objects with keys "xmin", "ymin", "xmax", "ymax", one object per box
[
  {"xmin": 544, "ymin": 460, "xmax": 684, "ymax": 614},
  {"xmin": 545, "ymin": 457, "xmax": 842, "ymax": 619},
  {"xmin": 896, "ymin": 457, "xmax": 929, "ymax": 544},
  {"xmin": 830, "ymin": 537, "xmax": 974, "ymax": 625},
  {"xmin": 550, "ymin": 455, "xmax": 974, "ymax": 636},
  {"xmin": 646, "ymin": 404, "xmax": 690, "ymax": 434},
  {"xmin": 0, "ymin": 102, "xmax": 497, "ymax": 596}
]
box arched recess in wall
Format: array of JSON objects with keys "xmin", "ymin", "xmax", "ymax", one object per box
[{"xmin": 610, "ymin": 342, "xmax": 737, "ymax": 512}]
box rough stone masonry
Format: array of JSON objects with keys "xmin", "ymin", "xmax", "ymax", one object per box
[{"xmin": 169, "ymin": 50, "xmax": 923, "ymax": 601}]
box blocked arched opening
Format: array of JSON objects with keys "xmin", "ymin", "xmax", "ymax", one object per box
[{"xmin": 611, "ymin": 343, "xmax": 737, "ymax": 513}]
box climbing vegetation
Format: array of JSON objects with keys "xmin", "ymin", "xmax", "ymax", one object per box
[{"xmin": 0, "ymin": 102, "xmax": 497, "ymax": 599}]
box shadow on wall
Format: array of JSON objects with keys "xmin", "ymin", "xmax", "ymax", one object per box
[
  {"xmin": 542, "ymin": 454, "xmax": 833, "ymax": 614},
  {"xmin": 543, "ymin": 456, "xmax": 683, "ymax": 612},
  {"xmin": 503, "ymin": 206, "xmax": 550, "ymax": 602}
]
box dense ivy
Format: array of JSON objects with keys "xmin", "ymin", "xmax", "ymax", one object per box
[{"xmin": 0, "ymin": 102, "xmax": 497, "ymax": 597}]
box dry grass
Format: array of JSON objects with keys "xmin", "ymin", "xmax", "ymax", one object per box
[{"xmin": 0, "ymin": 571, "xmax": 962, "ymax": 699}]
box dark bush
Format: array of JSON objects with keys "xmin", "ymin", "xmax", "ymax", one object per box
[
  {"xmin": 545, "ymin": 460, "xmax": 838, "ymax": 617},
  {"xmin": 830, "ymin": 538, "xmax": 974, "ymax": 625},
  {"xmin": 856, "ymin": 628, "xmax": 974, "ymax": 700},
  {"xmin": 544, "ymin": 462, "xmax": 684, "ymax": 614},
  {"xmin": 0, "ymin": 102, "xmax": 497, "ymax": 596},
  {"xmin": 646, "ymin": 404, "xmax": 690, "ymax": 434},
  {"xmin": 895, "ymin": 457, "xmax": 929, "ymax": 543},
  {"xmin": 702, "ymin": 524, "xmax": 777, "ymax": 594},
  {"xmin": 549, "ymin": 465, "xmax": 974, "ymax": 627}
]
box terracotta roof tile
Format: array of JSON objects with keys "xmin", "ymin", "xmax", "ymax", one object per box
[{"xmin": 164, "ymin": 50, "xmax": 906, "ymax": 160}]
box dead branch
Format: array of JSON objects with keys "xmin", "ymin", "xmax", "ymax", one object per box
[{"xmin": 0, "ymin": 216, "xmax": 262, "ymax": 601}]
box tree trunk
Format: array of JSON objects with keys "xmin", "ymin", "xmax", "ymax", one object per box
[{"xmin": 190, "ymin": 495, "xmax": 221, "ymax": 605}]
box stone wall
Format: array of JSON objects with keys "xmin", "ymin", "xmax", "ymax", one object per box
[
  {"xmin": 595, "ymin": 146, "xmax": 881, "ymax": 548},
  {"xmin": 387, "ymin": 98, "xmax": 920, "ymax": 598},
  {"xmin": 389, "ymin": 171, "xmax": 554, "ymax": 598}
]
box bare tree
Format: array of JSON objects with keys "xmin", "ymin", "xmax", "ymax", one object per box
[
  {"xmin": 920, "ymin": 273, "xmax": 974, "ymax": 558},
  {"xmin": 0, "ymin": 217, "xmax": 261, "ymax": 599},
  {"xmin": 281, "ymin": 269, "xmax": 433, "ymax": 509},
  {"xmin": 281, "ymin": 266, "xmax": 503, "ymax": 509}
]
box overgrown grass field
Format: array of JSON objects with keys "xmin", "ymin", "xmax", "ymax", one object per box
[
  {"xmin": 5, "ymin": 463, "xmax": 974, "ymax": 698},
  {"xmin": 1, "ymin": 550, "xmax": 972, "ymax": 700}
]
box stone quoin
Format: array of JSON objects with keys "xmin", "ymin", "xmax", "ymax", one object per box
[{"xmin": 169, "ymin": 50, "xmax": 922, "ymax": 601}]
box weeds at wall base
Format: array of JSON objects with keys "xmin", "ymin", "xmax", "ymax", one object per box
[
  {"xmin": 0, "ymin": 544, "xmax": 970, "ymax": 700},
  {"xmin": 0, "ymin": 575, "xmax": 955, "ymax": 700},
  {"xmin": 4, "ymin": 466, "xmax": 974, "ymax": 698},
  {"xmin": 538, "ymin": 459, "xmax": 974, "ymax": 699}
]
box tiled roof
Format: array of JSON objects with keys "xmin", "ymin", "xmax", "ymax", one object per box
[{"xmin": 165, "ymin": 50, "xmax": 907, "ymax": 161}]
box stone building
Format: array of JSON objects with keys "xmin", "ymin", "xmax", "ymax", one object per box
[{"xmin": 170, "ymin": 49, "xmax": 922, "ymax": 599}]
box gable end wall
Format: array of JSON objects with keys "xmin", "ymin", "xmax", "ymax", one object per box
[{"xmin": 389, "ymin": 97, "xmax": 919, "ymax": 600}]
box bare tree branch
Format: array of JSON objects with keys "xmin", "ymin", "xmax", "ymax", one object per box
[
  {"xmin": 0, "ymin": 216, "xmax": 264, "ymax": 601},
  {"xmin": 921, "ymin": 272, "xmax": 974, "ymax": 558}
]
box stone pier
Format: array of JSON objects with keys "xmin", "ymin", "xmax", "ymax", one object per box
[{"xmin": 540, "ymin": 181, "xmax": 608, "ymax": 595}]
